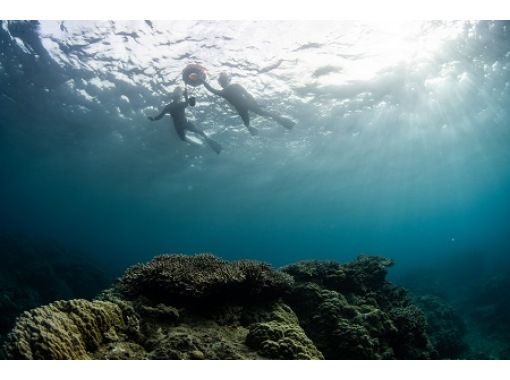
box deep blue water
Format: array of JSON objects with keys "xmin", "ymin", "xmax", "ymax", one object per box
[{"xmin": 1, "ymin": 20, "xmax": 509, "ymax": 276}]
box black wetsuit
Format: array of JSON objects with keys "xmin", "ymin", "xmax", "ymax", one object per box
[
  {"xmin": 152, "ymin": 94, "xmax": 203, "ymax": 141},
  {"xmin": 150, "ymin": 92, "xmax": 222, "ymax": 154},
  {"xmin": 203, "ymin": 81, "xmax": 294, "ymax": 135}
]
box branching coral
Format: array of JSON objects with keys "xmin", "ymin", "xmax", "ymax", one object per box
[{"xmin": 116, "ymin": 254, "xmax": 293, "ymax": 304}]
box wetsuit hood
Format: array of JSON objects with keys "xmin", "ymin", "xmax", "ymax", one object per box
[
  {"xmin": 218, "ymin": 72, "xmax": 231, "ymax": 88},
  {"xmin": 172, "ymin": 86, "xmax": 183, "ymax": 100}
]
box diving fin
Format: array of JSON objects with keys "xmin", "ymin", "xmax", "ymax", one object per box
[
  {"xmin": 247, "ymin": 126, "xmax": 259, "ymax": 136},
  {"xmin": 206, "ymin": 138, "xmax": 222, "ymax": 154},
  {"xmin": 274, "ymin": 115, "xmax": 295, "ymax": 130}
]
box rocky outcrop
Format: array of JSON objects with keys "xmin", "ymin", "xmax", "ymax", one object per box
[
  {"xmin": 0, "ymin": 235, "xmax": 110, "ymax": 358},
  {"xmin": 3, "ymin": 254, "xmax": 437, "ymax": 360},
  {"xmin": 282, "ymin": 256, "xmax": 434, "ymax": 359},
  {"xmin": 4, "ymin": 299, "xmax": 140, "ymax": 359}
]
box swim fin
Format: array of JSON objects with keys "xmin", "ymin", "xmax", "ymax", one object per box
[
  {"xmin": 273, "ymin": 115, "xmax": 295, "ymax": 129},
  {"xmin": 206, "ymin": 138, "xmax": 222, "ymax": 154},
  {"xmin": 248, "ymin": 126, "xmax": 259, "ymax": 136}
]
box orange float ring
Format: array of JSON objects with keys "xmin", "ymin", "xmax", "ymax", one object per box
[{"xmin": 182, "ymin": 63, "xmax": 207, "ymax": 87}]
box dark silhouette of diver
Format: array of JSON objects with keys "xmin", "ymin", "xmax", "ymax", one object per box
[
  {"xmin": 202, "ymin": 72, "xmax": 295, "ymax": 136},
  {"xmin": 148, "ymin": 87, "xmax": 222, "ymax": 154}
]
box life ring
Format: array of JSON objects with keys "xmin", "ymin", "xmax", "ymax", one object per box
[{"xmin": 182, "ymin": 63, "xmax": 207, "ymax": 87}]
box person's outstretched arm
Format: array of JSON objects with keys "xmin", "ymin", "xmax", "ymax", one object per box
[
  {"xmin": 203, "ymin": 81, "xmax": 223, "ymax": 96},
  {"xmin": 148, "ymin": 104, "xmax": 170, "ymax": 121}
]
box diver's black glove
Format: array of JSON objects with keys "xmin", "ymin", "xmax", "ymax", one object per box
[{"xmin": 188, "ymin": 97, "xmax": 196, "ymax": 107}]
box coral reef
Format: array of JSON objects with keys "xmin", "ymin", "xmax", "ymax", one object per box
[
  {"xmin": 396, "ymin": 254, "xmax": 510, "ymax": 359},
  {"xmin": 245, "ymin": 303, "xmax": 323, "ymax": 359},
  {"xmin": 0, "ymin": 235, "xmax": 110, "ymax": 358},
  {"xmin": 3, "ymin": 254, "xmax": 303, "ymax": 360},
  {"xmin": 4, "ymin": 253, "xmax": 439, "ymax": 360},
  {"xmin": 116, "ymin": 254, "xmax": 294, "ymax": 305},
  {"xmin": 282, "ymin": 256, "xmax": 434, "ymax": 359},
  {"xmin": 282, "ymin": 256, "xmax": 394, "ymax": 294},
  {"xmin": 4, "ymin": 299, "xmax": 140, "ymax": 359}
]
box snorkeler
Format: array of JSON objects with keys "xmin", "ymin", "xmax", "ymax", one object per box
[
  {"xmin": 148, "ymin": 87, "xmax": 222, "ymax": 154},
  {"xmin": 201, "ymin": 72, "xmax": 295, "ymax": 136}
]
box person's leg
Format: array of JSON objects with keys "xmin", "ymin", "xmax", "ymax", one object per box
[
  {"xmin": 249, "ymin": 104, "xmax": 295, "ymax": 130},
  {"xmin": 234, "ymin": 105, "xmax": 258, "ymax": 135},
  {"xmin": 249, "ymin": 104, "xmax": 272, "ymax": 118},
  {"xmin": 271, "ymin": 113, "xmax": 295, "ymax": 129},
  {"xmin": 185, "ymin": 121, "xmax": 207, "ymax": 138},
  {"xmin": 186, "ymin": 122, "xmax": 222, "ymax": 154},
  {"xmin": 175, "ymin": 126, "xmax": 187, "ymax": 141}
]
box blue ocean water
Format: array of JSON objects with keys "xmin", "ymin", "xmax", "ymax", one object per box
[{"xmin": 1, "ymin": 20, "xmax": 509, "ymax": 276}]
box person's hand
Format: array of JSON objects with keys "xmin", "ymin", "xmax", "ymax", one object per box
[
  {"xmin": 148, "ymin": 116, "xmax": 155, "ymax": 121},
  {"xmin": 188, "ymin": 97, "xmax": 196, "ymax": 107}
]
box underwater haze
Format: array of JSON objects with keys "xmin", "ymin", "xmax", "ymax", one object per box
[{"xmin": 1, "ymin": 20, "xmax": 510, "ymax": 273}]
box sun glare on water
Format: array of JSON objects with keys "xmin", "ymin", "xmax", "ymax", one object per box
[{"xmin": 314, "ymin": 21, "xmax": 468, "ymax": 83}]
